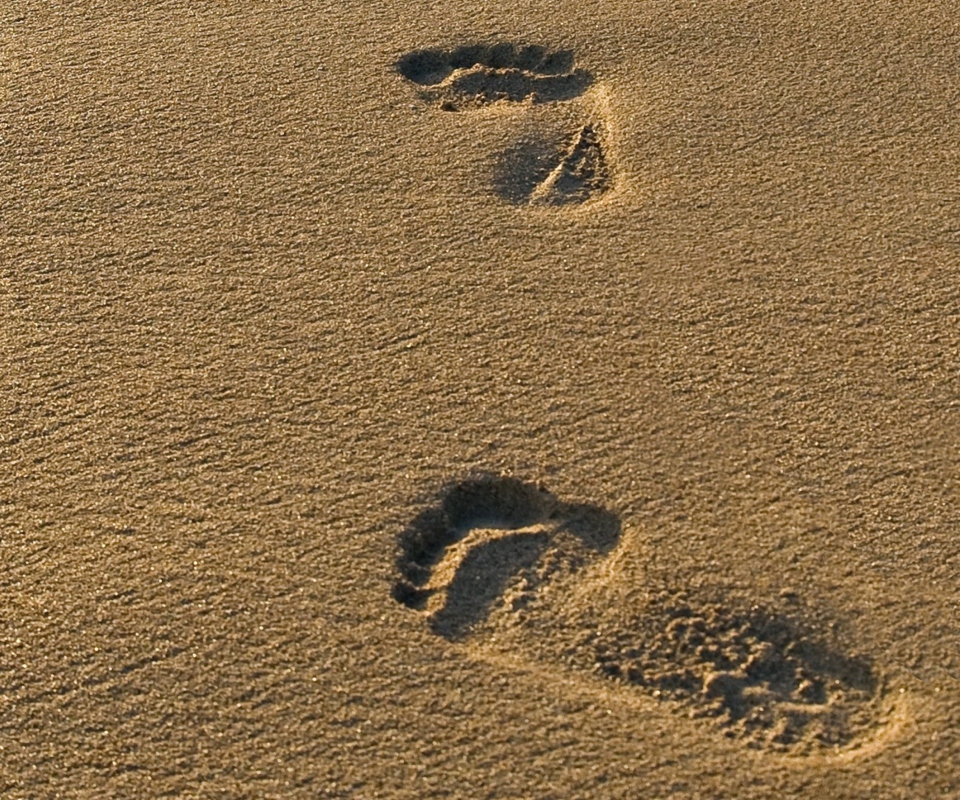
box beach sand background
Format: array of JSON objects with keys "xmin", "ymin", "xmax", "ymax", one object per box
[{"xmin": 2, "ymin": 1, "xmax": 960, "ymax": 796}]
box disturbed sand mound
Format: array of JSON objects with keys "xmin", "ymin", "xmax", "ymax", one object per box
[{"xmin": 395, "ymin": 475, "xmax": 894, "ymax": 755}]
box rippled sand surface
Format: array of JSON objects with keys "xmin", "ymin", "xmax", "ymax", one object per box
[{"xmin": 2, "ymin": 1, "xmax": 959, "ymax": 796}]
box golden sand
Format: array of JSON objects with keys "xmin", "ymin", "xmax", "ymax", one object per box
[{"xmin": 2, "ymin": 1, "xmax": 959, "ymax": 796}]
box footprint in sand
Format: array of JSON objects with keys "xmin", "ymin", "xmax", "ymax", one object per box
[
  {"xmin": 395, "ymin": 43, "xmax": 612, "ymax": 206},
  {"xmin": 393, "ymin": 475, "xmax": 899, "ymax": 756}
]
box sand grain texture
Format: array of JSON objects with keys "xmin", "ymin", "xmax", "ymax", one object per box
[{"xmin": 2, "ymin": 0, "xmax": 960, "ymax": 797}]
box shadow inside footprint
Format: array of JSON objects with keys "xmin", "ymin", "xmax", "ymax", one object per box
[
  {"xmin": 396, "ymin": 43, "xmax": 592, "ymax": 110},
  {"xmin": 430, "ymin": 531, "xmax": 550, "ymax": 639},
  {"xmin": 392, "ymin": 474, "xmax": 620, "ymax": 619},
  {"xmin": 397, "ymin": 44, "xmax": 575, "ymax": 84},
  {"xmin": 553, "ymin": 501, "xmax": 620, "ymax": 554},
  {"xmin": 494, "ymin": 136, "xmax": 564, "ymax": 204},
  {"xmin": 392, "ymin": 475, "xmax": 553, "ymax": 609}
]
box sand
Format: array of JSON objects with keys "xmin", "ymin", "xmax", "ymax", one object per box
[{"xmin": 2, "ymin": 0, "xmax": 960, "ymax": 796}]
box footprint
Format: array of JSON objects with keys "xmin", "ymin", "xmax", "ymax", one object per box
[
  {"xmin": 393, "ymin": 474, "xmax": 620, "ymax": 637},
  {"xmin": 395, "ymin": 43, "xmax": 592, "ymax": 111},
  {"xmin": 396, "ymin": 43, "xmax": 613, "ymax": 206},
  {"xmin": 393, "ymin": 475, "xmax": 896, "ymax": 755}
]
